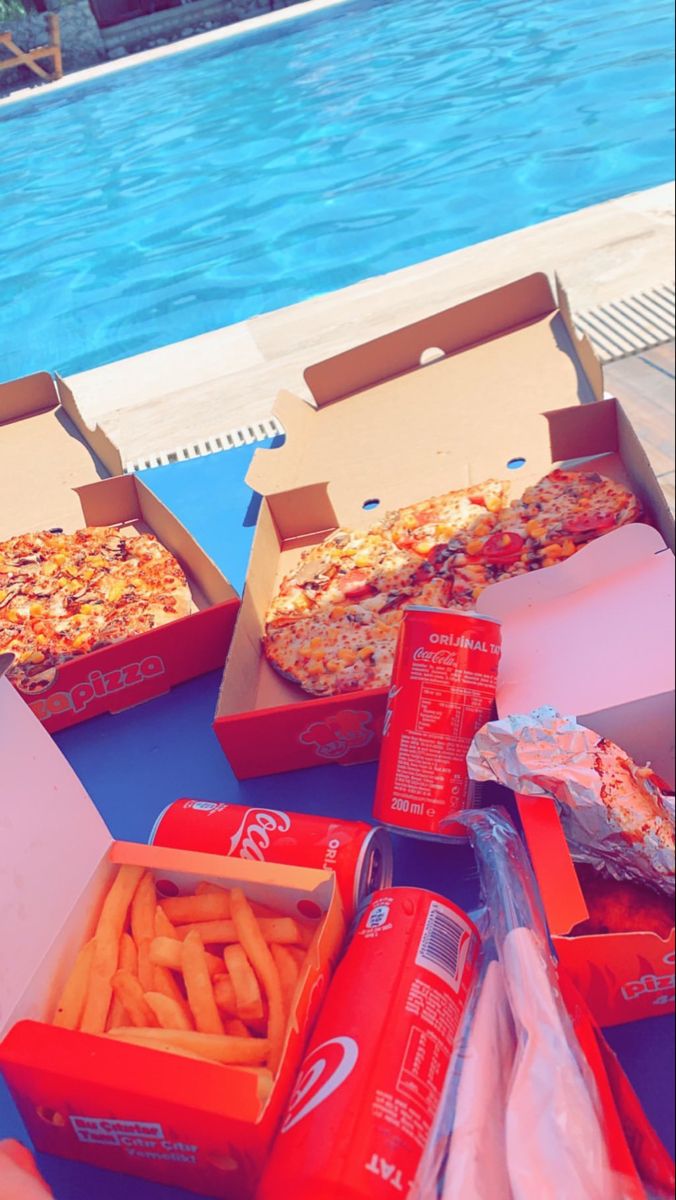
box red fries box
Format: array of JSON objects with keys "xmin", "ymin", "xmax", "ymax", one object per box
[
  {"xmin": 476, "ymin": 522, "xmax": 675, "ymax": 1027},
  {"xmin": 214, "ymin": 271, "xmax": 673, "ymax": 779},
  {"xmin": 0, "ymin": 674, "xmax": 345, "ymax": 1198},
  {"xmin": 0, "ymin": 373, "xmax": 239, "ymax": 731}
]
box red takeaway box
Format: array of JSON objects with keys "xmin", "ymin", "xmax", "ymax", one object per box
[
  {"xmin": 0, "ymin": 373, "xmax": 239, "ymax": 731},
  {"xmin": 0, "ymin": 671, "xmax": 345, "ymax": 1197}
]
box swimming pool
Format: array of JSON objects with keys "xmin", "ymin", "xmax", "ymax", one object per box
[{"xmin": 0, "ymin": 0, "xmax": 673, "ymax": 383}]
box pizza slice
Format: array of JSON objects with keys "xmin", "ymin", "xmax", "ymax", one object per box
[
  {"xmin": 266, "ymin": 525, "xmax": 428, "ymax": 630},
  {"xmin": 382, "ymin": 478, "xmax": 509, "ymax": 557},
  {"xmin": 264, "ymin": 603, "xmax": 402, "ymax": 697},
  {"xmin": 0, "ymin": 526, "xmax": 192, "ymax": 696},
  {"xmin": 429, "ymin": 470, "xmax": 642, "ymax": 609},
  {"xmin": 512, "ymin": 469, "xmax": 641, "ymax": 546}
]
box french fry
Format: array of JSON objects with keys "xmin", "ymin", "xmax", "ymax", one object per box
[
  {"xmin": 131, "ymin": 871, "xmax": 156, "ymax": 946},
  {"xmin": 194, "ymin": 882, "xmax": 276, "ymax": 921},
  {"xmin": 230, "ymin": 889, "xmax": 285, "ymax": 1074},
  {"xmin": 137, "ymin": 938, "xmax": 155, "ymax": 993},
  {"xmin": 212, "ymin": 974, "xmax": 238, "ymax": 1015},
  {"xmin": 259, "ymin": 918, "xmax": 304, "ymax": 945},
  {"xmin": 270, "ymin": 943, "xmax": 300, "ymax": 1018},
  {"xmin": 182, "ymin": 930, "xmax": 225, "ymax": 1035},
  {"xmin": 223, "ymin": 1018, "xmax": 250, "ymax": 1038},
  {"xmin": 295, "ymin": 922, "xmax": 316, "ymax": 950},
  {"xmin": 111, "ymin": 970, "xmax": 159, "ymax": 1029},
  {"xmin": 107, "ymin": 933, "xmax": 138, "ymax": 1031},
  {"xmin": 154, "ymin": 905, "xmax": 179, "ymax": 939},
  {"xmin": 161, "ymin": 893, "xmax": 231, "ymax": 924},
  {"xmin": 107, "ymin": 1027, "xmax": 269, "ymax": 1064},
  {"xmin": 80, "ymin": 864, "xmax": 145, "ymax": 1035},
  {"xmin": 175, "ymin": 917, "xmax": 302, "ymax": 946},
  {"xmin": 224, "ymin": 944, "xmax": 264, "ymax": 1021},
  {"xmin": 149, "ymin": 936, "xmax": 222, "ymax": 978},
  {"xmin": 173, "ymin": 919, "xmax": 238, "ymax": 942},
  {"xmin": 53, "ymin": 939, "xmax": 95, "ymax": 1030},
  {"xmin": 131, "ymin": 873, "xmax": 157, "ymax": 990},
  {"xmin": 144, "ymin": 991, "xmax": 193, "ymax": 1031},
  {"xmin": 152, "ymin": 964, "xmax": 194, "ymax": 1027},
  {"xmin": 195, "ymin": 881, "xmax": 229, "ymax": 897},
  {"xmin": 286, "ymin": 946, "xmax": 308, "ymax": 971}
]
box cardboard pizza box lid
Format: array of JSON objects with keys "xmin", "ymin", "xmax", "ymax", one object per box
[
  {"xmin": 246, "ymin": 273, "xmax": 605, "ymax": 532},
  {"xmin": 0, "ymin": 372, "xmax": 127, "ymax": 542},
  {"xmin": 0, "ymin": 676, "xmax": 111, "ymax": 1035}
]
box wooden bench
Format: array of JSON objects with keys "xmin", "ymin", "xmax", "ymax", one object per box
[{"xmin": 0, "ymin": 12, "xmax": 62, "ymax": 81}]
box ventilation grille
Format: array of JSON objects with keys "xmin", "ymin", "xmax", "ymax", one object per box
[
  {"xmin": 125, "ymin": 416, "xmax": 284, "ymax": 474},
  {"xmin": 573, "ymin": 283, "xmax": 675, "ymax": 363}
]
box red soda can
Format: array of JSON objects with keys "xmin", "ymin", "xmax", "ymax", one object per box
[
  {"xmin": 257, "ymin": 887, "xmax": 479, "ymax": 1200},
  {"xmin": 373, "ymin": 606, "xmax": 501, "ymax": 840},
  {"xmin": 150, "ymin": 800, "xmax": 393, "ymax": 920}
]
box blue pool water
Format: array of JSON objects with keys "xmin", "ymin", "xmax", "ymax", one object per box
[{"xmin": 0, "ymin": 0, "xmax": 673, "ymax": 383}]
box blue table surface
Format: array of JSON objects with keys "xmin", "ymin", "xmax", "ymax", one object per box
[{"xmin": 2, "ymin": 442, "xmax": 673, "ymax": 1199}]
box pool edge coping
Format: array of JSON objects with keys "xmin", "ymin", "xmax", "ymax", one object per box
[{"xmin": 0, "ymin": 0, "xmax": 358, "ymax": 108}]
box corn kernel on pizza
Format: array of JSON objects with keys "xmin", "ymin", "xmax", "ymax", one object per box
[
  {"xmin": 0, "ymin": 526, "xmax": 191, "ymax": 694},
  {"xmin": 263, "ymin": 471, "xmax": 641, "ymax": 695}
]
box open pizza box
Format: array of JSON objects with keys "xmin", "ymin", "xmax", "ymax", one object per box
[
  {"xmin": 475, "ymin": 523, "xmax": 675, "ymax": 1027},
  {"xmin": 0, "ymin": 674, "xmax": 345, "ymax": 1198},
  {"xmin": 213, "ymin": 271, "xmax": 672, "ymax": 778},
  {"xmin": 0, "ymin": 373, "xmax": 239, "ymax": 731}
]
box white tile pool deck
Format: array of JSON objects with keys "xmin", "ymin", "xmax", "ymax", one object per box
[{"xmin": 63, "ymin": 181, "xmax": 675, "ymax": 470}]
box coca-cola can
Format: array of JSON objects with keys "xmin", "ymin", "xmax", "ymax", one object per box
[
  {"xmin": 373, "ymin": 606, "xmax": 501, "ymax": 840},
  {"xmin": 150, "ymin": 800, "xmax": 393, "ymax": 920},
  {"xmin": 257, "ymin": 887, "xmax": 479, "ymax": 1200}
]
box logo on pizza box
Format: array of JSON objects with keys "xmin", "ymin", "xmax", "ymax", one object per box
[
  {"xmin": 622, "ymin": 950, "xmax": 675, "ymax": 1007},
  {"xmin": 27, "ymin": 654, "xmax": 166, "ymax": 721},
  {"xmin": 299, "ymin": 710, "xmax": 375, "ymax": 760}
]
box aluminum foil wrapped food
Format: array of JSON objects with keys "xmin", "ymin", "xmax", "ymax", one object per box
[{"xmin": 467, "ymin": 707, "xmax": 675, "ymax": 897}]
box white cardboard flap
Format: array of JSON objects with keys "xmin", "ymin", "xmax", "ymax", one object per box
[
  {"xmin": 0, "ymin": 680, "xmax": 111, "ymax": 1032},
  {"xmin": 478, "ymin": 525, "xmax": 675, "ymax": 771}
]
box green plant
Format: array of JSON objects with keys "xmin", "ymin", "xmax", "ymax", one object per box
[
  {"xmin": 1, "ymin": 0, "xmax": 42, "ymax": 20},
  {"xmin": 0, "ymin": 0, "xmax": 73, "ymax": 22}
]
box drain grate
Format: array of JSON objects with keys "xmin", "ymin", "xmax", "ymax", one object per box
[
  {"xmin": 573, "ymin": 283, "xmax": 675, "ymax": 363},
  {"xmin": 124, "ymin": 416, "xmax": 284, "ymax": 474}
]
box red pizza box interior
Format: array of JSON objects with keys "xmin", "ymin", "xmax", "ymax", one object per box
[
  {"xmin": 0, "ymin": 373, "xmax": 239, "ymax": 731},
  {"xmin": 476, "ymin": 523, "xmax": 675, "ymax": 1027},
  {"xmin": 0, "ymin": 673, "xmax": 345, "ymax": 1198},
  {"xmin": 213, "ymin": 271, "xmax": 671, "ymax": 779}
]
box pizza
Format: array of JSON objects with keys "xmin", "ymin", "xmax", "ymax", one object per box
[
  {"xmin": 430, "ymin": 469, "xmax": 642, "ymax": 609},
  {"xmin": 383, "ymin": 478, "xmax": 508, "ymax": 556},
  {"xmin": 267, "ymin": 525, "xmax": 452, "ymax": 628},
  {"xmin": 263, "ymin": 470, "xmax": 641, "ymax": 696},
  {"xmin": 512, "ymin": 468, "xmax": 642, "ymax": 542},
  {"xmin": 0, "ymin": 526, "xmax": 192, "ymax": 694},
  {"xmin": 264, "ymin": 604, "xmax": 403, "ymax": 696}
]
